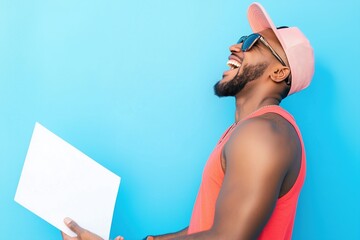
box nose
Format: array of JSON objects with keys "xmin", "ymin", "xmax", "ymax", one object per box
[{"xmin": 229, "ymin": 42, "xmax": 242, "ymax": 53}]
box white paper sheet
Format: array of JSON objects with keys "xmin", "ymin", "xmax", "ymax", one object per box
[{"xmin": 14, "ymin": 122, "xmax": 121, "ymax": 239}]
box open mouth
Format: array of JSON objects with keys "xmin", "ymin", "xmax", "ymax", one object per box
[{"xmin": 227, "ymin": 59, "xmax": 241, "ymax": 70}]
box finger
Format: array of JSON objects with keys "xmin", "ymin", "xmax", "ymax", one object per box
[
  {"xmin": 114, "ymin": 237, "xmax": 124, "ymax": 240},
  {"xmin": 61, "ymin": 231, "xmax": 77, "ymax": 240},
  {"xmin": 64, "ymin": 217, "xmax": 84, "ymax": 235},
  {"xmin": 61, "ymin": 231, "xmax": 69, "ymax": 240}
]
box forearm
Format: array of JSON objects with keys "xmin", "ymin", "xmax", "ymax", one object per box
[
  {"xmin": 169, "ymin": 230, "xmax": 215, "ymax": 240},
  {"xmin": 150, "ymin": 227, "xmax": 188, "ymax": 240}
]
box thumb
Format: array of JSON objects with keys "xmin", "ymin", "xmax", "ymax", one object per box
[{"xmin": 64, "ymin": 217, "xmax": 84, "ymax": 235}]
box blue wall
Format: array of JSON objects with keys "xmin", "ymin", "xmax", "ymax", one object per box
[{"xmin": 1, "ymin": 0, "xmax": 359, "ymax": 239}]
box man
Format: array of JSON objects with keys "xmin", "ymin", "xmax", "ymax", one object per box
[{"xmin": 62, "ymin": 2, "xmax": 314, "ymax": 240}]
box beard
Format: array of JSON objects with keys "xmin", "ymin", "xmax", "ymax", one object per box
[{"xmin": 214, "ymin": 62, "xmax": 268, "ymax": 97}]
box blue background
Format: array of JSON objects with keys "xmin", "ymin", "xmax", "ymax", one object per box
[{"xmin": 1, "ymin": 0, "xmax": 359, "ymax": 239}]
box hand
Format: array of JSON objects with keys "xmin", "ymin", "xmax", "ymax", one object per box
[
  {"xmin": 61, "ymin": 217, "xmax": 102, "ymax": 240},
  {"xmin": 61, "ymin": 217, "xmax": 125, "ymax": 240},
  {"xmin": 114, "ymin": 237, "xmax": 125, "ymax": 240}
]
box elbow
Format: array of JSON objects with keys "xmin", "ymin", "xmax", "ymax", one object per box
[
  {"xmin": 206, "ymin": 227, "xmax": 237, "ymax": 240},
  {"xmin": 208, "ymin": 225, "xmax": 257, "ymax": 240}
]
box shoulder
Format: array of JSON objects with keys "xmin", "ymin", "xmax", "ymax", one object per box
[
  {"xmin": 234, "ymin": 112, "xmax": 298, "ymax": 148},
  {"xmin": 231, "ymin": 113, "xmax": 294, "ymax": 146},
  {"xmin": 223, "ymin": 113, "xmax": 299, "ymax": 172}
]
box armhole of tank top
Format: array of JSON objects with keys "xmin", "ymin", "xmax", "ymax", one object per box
[
  {"xmin": 265, "ymin": 109, "xmax": 305, "ymax": 202},
  {"xmin": 218, "ymin": 106, "xmax": 305, "ymax": 199}
]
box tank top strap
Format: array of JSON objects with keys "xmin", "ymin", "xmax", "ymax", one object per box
[{"xmin": 244, "ymin": 105, "xmax": 295, "ymax": 123}]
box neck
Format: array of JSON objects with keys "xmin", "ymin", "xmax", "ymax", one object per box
[{"xmin": 234, "ymin": 95, "xmax": 281, "ymax": 122}]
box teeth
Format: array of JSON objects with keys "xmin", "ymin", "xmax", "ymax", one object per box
[{"xmin": 227, "ymin": 60, "xmax": 241, "ymax": 69}]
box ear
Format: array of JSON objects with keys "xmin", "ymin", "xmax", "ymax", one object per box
[{"xmin": 270, "ymin": 66, "xmax": 290, "ymax": 83}]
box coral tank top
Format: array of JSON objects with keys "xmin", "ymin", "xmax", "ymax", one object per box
[{"xmin": 188, "ymin": 105, "xmax": 306, "ymax": 239}]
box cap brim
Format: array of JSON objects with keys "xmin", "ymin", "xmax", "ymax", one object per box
[
  {"xmin": 248, "ymin": 2, "xmax": 290, "ymax": 54},
  {"xmin": 248, "ymin": 3, "xmax": 277, "ymax": 34}
]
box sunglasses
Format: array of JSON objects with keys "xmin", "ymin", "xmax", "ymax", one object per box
[{"xmin": 237, "ymin": 33, "xmax": 287, "ymax": 67}]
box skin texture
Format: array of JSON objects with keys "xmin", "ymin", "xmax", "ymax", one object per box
[
  {"xmin": 62, "ymin": 28, "xmax": 300, "ymax": 240},
  {"xmin": 214, "ymin": 62, "xmax": 269, "ymax": 97},
  {"xmin": 61, "ymin": 218, "xmax": 111, "ymax": 240}
]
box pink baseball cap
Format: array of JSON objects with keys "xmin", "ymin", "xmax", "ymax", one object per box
[{"xmin": 247, "ymin": 2, "xmax": 314, "ymax": 96}]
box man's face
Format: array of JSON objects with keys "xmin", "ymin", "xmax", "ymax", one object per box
[
  {"xmin": 214, "ymin": 29, "xmax": 288, "ymax": 97},
  {"xmin": 214, "ymin": 62, "xmax": 268, "ymax": 97},
  {"xmin": 214, "ymin": 33, "xmax": 269, "ymax": 97}
]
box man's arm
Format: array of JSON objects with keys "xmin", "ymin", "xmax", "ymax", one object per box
[
  {"xmin": 61, "ymin": 218, "xmax": 187, "ymax": 240},
  {"xmin": 147, "ymin": 227, "xmax": 188, "ymax": 240},
  {"xmin": 172, "ymin": 118, "xmax": 293, "ymax": 239}
]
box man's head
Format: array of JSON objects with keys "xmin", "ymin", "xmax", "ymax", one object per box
[
  {"xmin": 214, "ymin": 3, "xmax": 314, "ymax": 98},
  {"xmin": 214, "ymin": 28, "xmax": 291, "ymax": 98}
]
